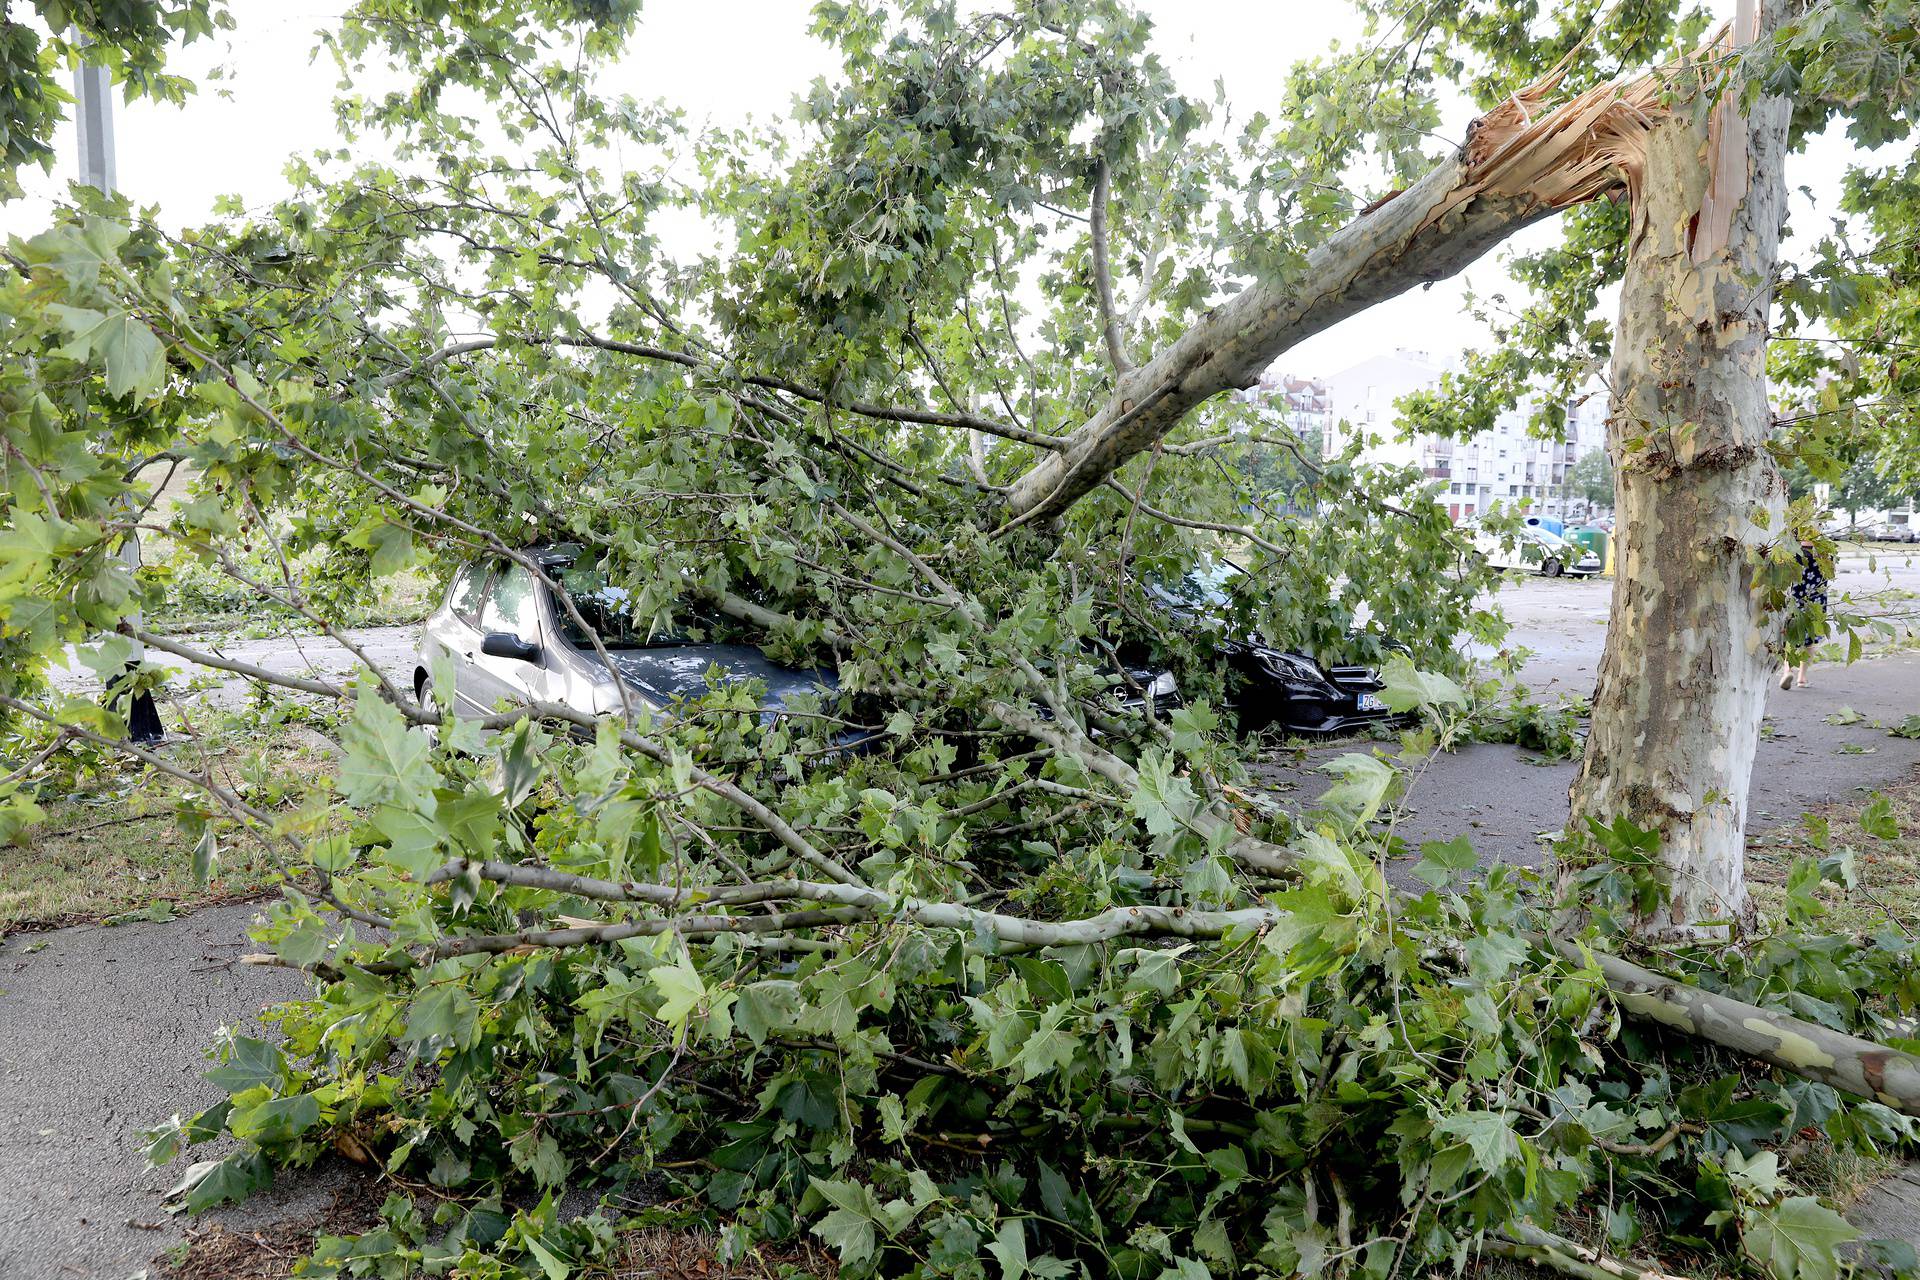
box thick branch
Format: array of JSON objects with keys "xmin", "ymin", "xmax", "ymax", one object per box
[
  {"xmin": 1004, "ymin": 60, "xmax": 1672, "ymax": 526},
  {"xmin": 1556, "ymin": 939, "xmax": 1920, "ymax": 1113},
  {"xmin": 1090, "ymin": 158, "xmax": 1131, "ymax": 375}
]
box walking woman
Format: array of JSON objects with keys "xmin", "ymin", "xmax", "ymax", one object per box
[{"xmin": 1780, "ymin": 539, "xmax": 1828, "ymax": 690}]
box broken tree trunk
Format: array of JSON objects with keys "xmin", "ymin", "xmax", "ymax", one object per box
[
  {"xmin": 1002, "ymin": 60, "xmax": 1672, "ymax": 528},
  {"xmin": 1568, "ymin": 0, "xmax": 1791, "ymax": 937}
]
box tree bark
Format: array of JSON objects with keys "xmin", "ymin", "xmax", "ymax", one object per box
[
  {"xmin": 1002, "ymin": 59, "xmax": 1675, "ymax": 528},
  {"xmin": 1568, "ymin": 0, "xmax": 1791, "ymax": 936}
]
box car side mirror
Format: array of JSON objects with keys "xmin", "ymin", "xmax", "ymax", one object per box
[{"xmin": 481, "ymin": 631, "xmax": 541, "ymax": 663}]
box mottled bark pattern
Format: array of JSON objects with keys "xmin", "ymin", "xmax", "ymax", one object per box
[
  {"xmin": 1569, "ymin": 0, "xmax": 1791, "ymax": 936},
  {"xmin": 1557, "ymin": 941, "xmax": 1920, "ymax": 1113}
]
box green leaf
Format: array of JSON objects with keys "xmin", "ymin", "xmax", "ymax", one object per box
[
  {"xmin": 1860, "ymin": 793, "xmax": 1900, "ymax": 841},
  {"xmin": 1743, "ymin": 1196, "xmax": 1858, "ymax": 1280},
  {"xmin": 809, "ymin": 1178, "xmax": 883, "ymax": 1266},
  {"xmin": 401, "ymin": 983, "xmax": 480, "ymax": 1050},
  {"xmin": 373, "ymin": 804, "xmax": 444, "ymax": 877},
  {"xmin": 228, "ymin": 1092, "xmax": 321, "ymax": 1146},
  {"xmin": 1170, "ymin": 700, "xmax": 1220, "ymax": 752},
  {"xmin": 340, "ymin": 687, "xmax": 437, "ymax": 811},
  {"xmin": 1012, "ymin": 1004, "xmax": 1078, "ymax": 1081},
  {"xmin": 191, "ymin": 827, "xmax": 218, "ymax": 887},
  {"xmin": 987, "ymin": 1216, "xmax": 1029, "ymax": 1280},
  {"xmin": 167, "ymin": 1151, "xmax": 273, "ymax": 1214},
  {"xmin": 1784, "ymin": 855, "xmax": 1827, "ymax": 924},
  {"xmin": 650, "ymin": 949, "xmax": 707, "ymax": 1033},
  {"xmin": 1317, "ymin": 754, "xmax": 1394, "ymax": 826},
  {"xmin": 205, "ymin": 1036, "xmax": 284, "ymax": 1095},
  {"xmin": 735, "ymin": 980, "xmax": 804, "ymax": 1046},
  {"xmin": 49, "ymin": 303, "xmax": 167, "ymax": 400},
  {"xmin": 522, "ymin": 1232, "xmax": 572, "ymax": 1280},
  {"xmin": 1378, "ymin": 653, "xmax": 1465, "ymax": 714},
  {"xmin": 1434, "ymin": 1110, "xmax": 1517, "ymax": 1174},
  {"xmin": 1130, "ymin": 749, "xmax": 1200, "ymax": 836},
  {"xmin": 1413, "ymin": 834, "xmax": 1477, "ymax": 888}
]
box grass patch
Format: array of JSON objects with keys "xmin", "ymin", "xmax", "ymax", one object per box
[
  {"xmin": 1, "ymin": 713, "xmax": 339, "ymax": 931},
  {"xmin": 1748, "ymin": 765, "xmax": 1920, "ymax": 936},
  {"xmin": 144, "ymin": 558, "xmax": 437, "ymax": 637}
]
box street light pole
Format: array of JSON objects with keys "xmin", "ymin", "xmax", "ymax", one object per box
[
  {"xmin": 73, "ymin": 33, "xmax": 164, "ymax": 743},
  {"xmin": 73, "ymin": 43, "xmax": 117, "ymax": 193}
]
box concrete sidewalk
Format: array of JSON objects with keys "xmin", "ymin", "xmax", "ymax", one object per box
[
  {"xmin": 1256, "ymin": 650, "xmax": 1920, "ymax": 880},
  {"xmin": 0, "ymin": 903, "xmax": 364, "ymax": 1279}
]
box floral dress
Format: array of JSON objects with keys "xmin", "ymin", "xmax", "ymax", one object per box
[{"xmin": 1789, "ymin": 544, "xmax": 1827, "ymax": 649}]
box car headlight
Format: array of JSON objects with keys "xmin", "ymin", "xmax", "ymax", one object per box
[
  {"xmin": 1146, "ymin": 671, "xmax": 1177, "ymax": 699},
  {"xmin": 1257, "ymin": 649, "xmax": 1320, "ymax": 682}
]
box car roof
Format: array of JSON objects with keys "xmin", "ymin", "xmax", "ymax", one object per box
[{"xmin": 523, "ymin": 543, "xmax": 581, "ymax": 569}]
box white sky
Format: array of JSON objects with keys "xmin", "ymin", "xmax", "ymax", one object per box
[{"xmin": 0, "ymin": 0, "xmax": 1883, "ymax": 383}]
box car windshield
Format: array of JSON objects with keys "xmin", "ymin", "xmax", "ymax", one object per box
[
  {"xmin": 549, "ymin": 568, "xmax": 727, "ymax": 650},
  {"xmin": 1150, "ymin": 559, "xmax": 1244, "ymax": 610}
]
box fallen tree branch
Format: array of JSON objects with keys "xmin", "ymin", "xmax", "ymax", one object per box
[
  {"xmin": 1487, "ymin": 1222, "xmax": 1692, "ymax": 1280},
  {"xmin": 1554, "ymin": 938, "xmax": 1920, "ymax": 1115},
  {"xmin": 1003, "ymin": 55, "xmax": 1674, "ymax": 526}
]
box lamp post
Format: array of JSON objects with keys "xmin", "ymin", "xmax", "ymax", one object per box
[{"xmin": 75, "ymin": 34, "xmax": 164, "ymax": 743}]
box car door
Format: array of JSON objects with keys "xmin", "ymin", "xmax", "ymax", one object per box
[
  {"xmin": 470, "ymin": 562, "xmax": 553, "ymax": 712},
  {"xmin": 431, "ymin": 561, "xmax": 497, "ymax": 717}
]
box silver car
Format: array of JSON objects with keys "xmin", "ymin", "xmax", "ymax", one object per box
[{"xmin": 412, "ymin": 546, "xmax": 842, "ymax": 726}]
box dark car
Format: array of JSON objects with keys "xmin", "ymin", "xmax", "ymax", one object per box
[{"xmin": 1145, "ymin": 564, "xmax": 1414, "ymax": 737}]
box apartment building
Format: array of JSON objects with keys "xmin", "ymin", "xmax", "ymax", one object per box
[
  {"xmin": 1318, "ymin": 348, "xmax": 1606, "ymax": 522},
  {"xmin": 1238, "ymin": 372, "xmax": 1333, "ymax": 439}
]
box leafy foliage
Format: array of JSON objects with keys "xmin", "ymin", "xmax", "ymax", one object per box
[{"xmin": 3, "ymin": 2, "xmax": 1919, "ymax": 1278}]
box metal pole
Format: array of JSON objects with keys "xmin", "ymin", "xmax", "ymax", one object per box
[
  {"xmin": 72, "ymin": 39, "xmax": 117, "ymax": 193},
  {"xmin": 73, "ymin": 33, "xmax": 163, "ymax": 742}
]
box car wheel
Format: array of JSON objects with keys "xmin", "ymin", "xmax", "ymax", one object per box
[{"xmin": 1542, "ymin": 557, "xmax": 1564, "ymax": 578}]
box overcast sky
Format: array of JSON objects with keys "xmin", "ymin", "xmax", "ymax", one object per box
[{"xmin": 0, "ymin": 0, "xmax": 1884, "ymax": 383}]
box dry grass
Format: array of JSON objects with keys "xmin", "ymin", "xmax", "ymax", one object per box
[
  {"xmin": 0, "ymin": 720, "xmax": 338, "ymax": 930},
  {"xmin": 607, "ymin": 1226, "xmax": 834, "ymax": 1279},
  {"xmin": 1747, "ymin": 764, "xmax": 1920, "ymax": 937},
  {"xmin": 158, "ymin": 1179, "xmax": 385, "ymax": 1280}
]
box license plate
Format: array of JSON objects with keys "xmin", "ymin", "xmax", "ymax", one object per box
[{"xmin": 1357, "ymin": 692, "xmax": 1387, "ymax": 712}]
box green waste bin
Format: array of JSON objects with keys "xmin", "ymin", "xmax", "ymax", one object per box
[{"xmin": 1570, "ymin": 527, "xmax": 1609, "ymax": 570}]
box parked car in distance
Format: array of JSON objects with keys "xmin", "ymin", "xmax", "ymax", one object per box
[
  {"xmin": 1868, "ymin": 518, "xmax": 1918, "ymax": 543},
  {"xmin": 1146, "ymin": 564, "xmax": 1413, "ymax": 738},
  {"xmin": 1469, "ymin": 523, "xmax": 1601, "ymax": 577}
]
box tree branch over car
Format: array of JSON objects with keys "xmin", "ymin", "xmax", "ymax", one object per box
[{"xmin": 4, "ymin": 2, "xmax": 1920, "ymax": 1277}]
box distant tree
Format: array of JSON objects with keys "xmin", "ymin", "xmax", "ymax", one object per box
[{"xmin": 1570, "ymin": 446, "xmax": 1613, "ymax": 510}]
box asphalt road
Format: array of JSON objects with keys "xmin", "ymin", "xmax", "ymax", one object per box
[
  {"xmin": 1256, "ymin": 650, "xmax": 1920, "ymax": 883},
  {"xmin": 0, "ymin": 904, "xmax": 370, "ymax": 1279},
  {"xmin": 9, "ymin": 562, "xmax": 1920, "ymax": 1276}
]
